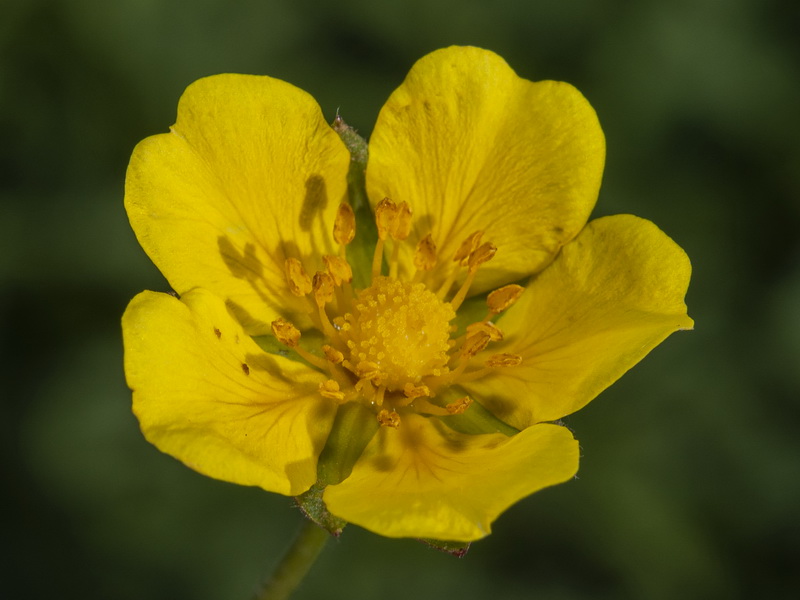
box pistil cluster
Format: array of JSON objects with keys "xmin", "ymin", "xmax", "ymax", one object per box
[{"xmin": 271, "ymin": 199, "xmax": 524, "ymax": 428}]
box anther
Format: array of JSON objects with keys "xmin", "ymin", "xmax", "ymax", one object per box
[
  {"xmin": 461, "ymin": 331, "xmax": 492, "ymax": 359},
  {"xmin": 333, "ymin": 202, "xmax": 356, "ymax": 246},
  {"xmin": 322, "ymin": 344, "xmax": 344, "ymax": 364},
  {"xmin": 445, "ymin": 396, "xmax": 473, "ymax": 415},
  {"xmin": 467, "ymin": 242, "xmax": 497, "ymax": 271},
  {"xmin": 312, "ymin": 272, "xmax": 335, "ymax": 307},
  {"xmin": 319, "ymin": 379, "xmax": 345, "ymax": 401},
  {"xmin": 487, "ymin": 284, "xmax": 525, "ymax": 314},
  {"xmin": 453, "ymin": 231, "xmax": 483, "ymax": 265},
  {"xmin": 414, "ymin": 234, "xmax": 437, "ymax": 272},
  {"xmin": 392, "ymin": 201, "xmax": 413, "ymax": 240},
  {"xmin": 284, "ymin": 258, "xmax": 312, "ymax": 296},
  {"xmin": 323, "ymin": 255, "xmax": 353, "ymax": 286},
  {"xmin": 403, "ymin": 382, "xmax": 432, "ymax": 399},
  {"xmin": 271, "ymin": 318, "xmax": 300, "ymax": 348},
  {"xmin": 377, "ymin": 409, "xmax": 401, "ymax": 428},
  {"xmin": 356, "ymin": 360, "xmax": 386, "ymax": 387},
  {"xmin": 375, "ymin": 198, "xmax": 398, "ymax": 241},
  {"xmin": 486, "ymin": 353, "xmax": 523, "ymax": 367},
  {"xmin": 466, "ymin": 321, "xmax": 504, "ymax": 342}
]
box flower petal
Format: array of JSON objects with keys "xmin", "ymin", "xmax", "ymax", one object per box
[
  {"xmin": 125, "ymin": 74, "xmax": 350, "ymax": 334},
  {"xmin": 462, "ymin": 215, "xmax": 694, "ymax": 428},
  {"xmin": 323, "ymin": 414, "xmax": 578, "ymax": 541},
  {"xmin": 122, "ymin": 288, "xmax": 336, "ymax": 496},
  {"xmin": 367, "ymin": 46, "xmax": 604, "ymax": 292}
]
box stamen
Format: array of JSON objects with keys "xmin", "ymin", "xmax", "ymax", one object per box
[
  {"xmin": 387, "ymin": 203, "xmax": 411, "ymax": 279},
  {"xmin": 439, "ymin": 232, "xmax": 490, "ymax": 301},
  {"xmin": 377, "ymin": 409, "xmax": 401, "ymax": 428},
  {"xmin": 414, "ymin": 234, "xmax": 437, "ymax": 273},
  {"xmin": 403, "ymin": 382, "xmax": 431, "ymax": 399},
  {"xmin": 312, "ymin": 272, "xmax": 335, "ymax": 306},
  {"xmin": 392, "ymin": 202, "xmax": 413, "ymax": 240},
  {"xmin": 312, "ymin": 272, "xmax": 338, "ymax": 339},
  {"xmin": 322, "ymin": 344, "xmax": 344, "ymax": 364},
  {"xmin": 485, "ymin": 353, "xmax": 523, "ymax": 367},
  {"xmin": 374, "ymin": 385, "xmax": 387, "ymax": 407},
  {"xmin": 453, "ymin": 231, "xmax": 483, "ymax": 265},
  {"xmin": 449, "ymin": 272, "xmax": 476, "ymax": 310},
  {"xmin": 323, "ymin": 255, "xmax": 353, "ymax": 286},
  {"xmin": 460, "ymin": 331, "xmax": 492, "ymax": 359},
  {"xmin": 466, "ymin": 321, "xmax": 504, "ymax": 342},
  {"xmin": 319, "ymin": 379, "xmax": 346, "ymax": 402},
  {"xmin": 372, "ymin": 238, "xmax": 386, "ymax": 280},
  {"xmin": 284, "ymin": 258, "xmax": 312, "ymax": 296},
  {"xmin": 333, "ymin": 202, "xmax": 356, "ymax": 246},
  {"xmin": 372, "ymin": 198, "xmax": 398, "ymax": 279},
  {"xmin": 375, "ymin": 198, "xmax": 398, "ymax": 241},
  {"xmin": 450, "ymin": 250, "xmax": 489, "ymax": 311},
  {"xmin": 408, "ymin": 397, "xmax": 455, "ymax": 417},
  {"xmin": 445, "ymin": 396, "xmax": 473, "ymax": 415},
  {"xmin": 355, "ymin": 360, "xmax": 386, "ymax": 388},
  {"xmin": 458, "ymin": 354, "xmax": 523, "ymax": 384},
  {"xmin": 271, "ymin": 318, "xmax": 300, "ymax": 347},
  {"xmin": 487, "ymin": 284, "xmax": 524, "ymax": 315},
  {"xmin": 467, "ymin": 242, "xmax": 497, "ymax": 270},
  {"xmin": 271, "ymin": 318, "xmax": 331, "ymax": 371},
  {"xmin": 354, "ymin": 377, "xmax": 376, "ymax": 401}
]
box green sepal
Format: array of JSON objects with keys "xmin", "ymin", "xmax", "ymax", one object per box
[
  {"xmin": 295, "ymin": 483, "xmax": 347, "ymax": 537},
  {"xmin": 417, "ymin": 537, "xmax": 471, "ymax": 558},
  {"xmin": 316, "ymin": 401, "xmax": 379, "ymax": 485},
  {"xmin": 332, "ymin": 115, "xmax": 376, "ymax": 289}
]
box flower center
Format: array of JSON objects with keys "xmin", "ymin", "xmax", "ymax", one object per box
[
  {"xmin": 338, "ymin": 276, "xmax": 455, "ymax": 391},
  {"xmin": 271, "ymin": 197, "xmax": 525, "ymax": 428}
]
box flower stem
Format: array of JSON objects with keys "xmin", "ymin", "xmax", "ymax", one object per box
[{"xmin": 255, "ymin": 520, "xmax": 330, "ymax": 600}]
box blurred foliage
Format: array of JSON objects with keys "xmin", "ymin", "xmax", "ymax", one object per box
[{"xmin": 2, "ymin": 0, "xmax": 799, "ymax": 598}]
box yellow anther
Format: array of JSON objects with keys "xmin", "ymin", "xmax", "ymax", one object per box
[
  {"xmin": 319, "ymin": 379, "xmax": 346, "ymax": 401},
  {"xmin": 284, "ymin": 258, "xmax": 312, "ymax": 296},
  {"xmin": 453, "ymin": 231, "xmax": 484, "ymax": 265},
  {"xmin": 393, "ymin": 201, "xmax": 413, "ymax": 240},
  {"xmin": 323, "ymin": 255, "xmax": 353, "ymax": 285},
  {"xmin": 461, "ymin": 331, "xmax": 491, "ymax": 358},
  {"xmin": 333, "ymin": 202, "xmax": 356, "ymax": 245},
  {"xmin": 414, "ymin": 234, "xmax": 437, "ymax": 271},
  {"xmin": 446, "ymin": 396, "xmax": 473, "ymax": 415},
  {"xmin": 466, "ymin": 321, "xmax": 504, "ymax": 341},
  {"xmin": 312, "ymin": 271, "xmax": 335, "ymax": 306},
  {"xmin": 403, "ymin": 382, "xmax": 431, "ymax": 399},
  {"xmin": 487, "ymin": 284, "xmax": 525, "ymax": 314},
  {"xmin": 377, "ymin": 409, "xmax": 401, "ymax": 428},
  {"xmin": 271, "ymin": 318, "xmax": 300, "ymax": 348},
  {"xmin": 467, "ymin": 242, "xmax": 497, "ymax": 271},
  {"xmin": 375, "ymin": 197, "xmax": 398, "ymax": 241},
  {"xmin": 356, "ymin": 360, "xmax": 381, "ymax": 377},
  {"xmin": 355, "ymin": 360, "xmax": 386, "ymax": 386},
  {"xmin": 322, "ymin": 344, "xmax": 344, "ymax": 364},
  {"xmin": 486, "ymin": 353, "xmax": 523, "ymax": 367}
]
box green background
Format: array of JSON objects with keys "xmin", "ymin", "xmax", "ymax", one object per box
[{"xmin": 2, "ymin": 0, "xmax": 799, "ymax": 598}]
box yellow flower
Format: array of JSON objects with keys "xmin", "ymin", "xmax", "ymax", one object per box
[{"xmin": 122, "ymin": 46, "xmax": 693, "ymax": 542}]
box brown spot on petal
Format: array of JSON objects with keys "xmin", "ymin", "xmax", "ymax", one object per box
[{"xmin": 241, "ymin": 363, "xmax": 250, "ymax": 375}]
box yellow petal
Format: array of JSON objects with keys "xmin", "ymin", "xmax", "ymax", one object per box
[
  {"xmin": 323, "ymin": 414, "xmax": 578, "ymax": 541},
  {"xmin": 367, "ymin": 46, "xmax": 604, "ymax": 292},
  {"xmin": 462, "ymin": 215, "xmax": 694, "ymax": 428},
  {"xmin": 125, "ymin": 74, "xmax": 350, "ymax": 334},
  {"xmin": 122, "ymin": 288, "xmax": 336, "ymax": 496}
]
